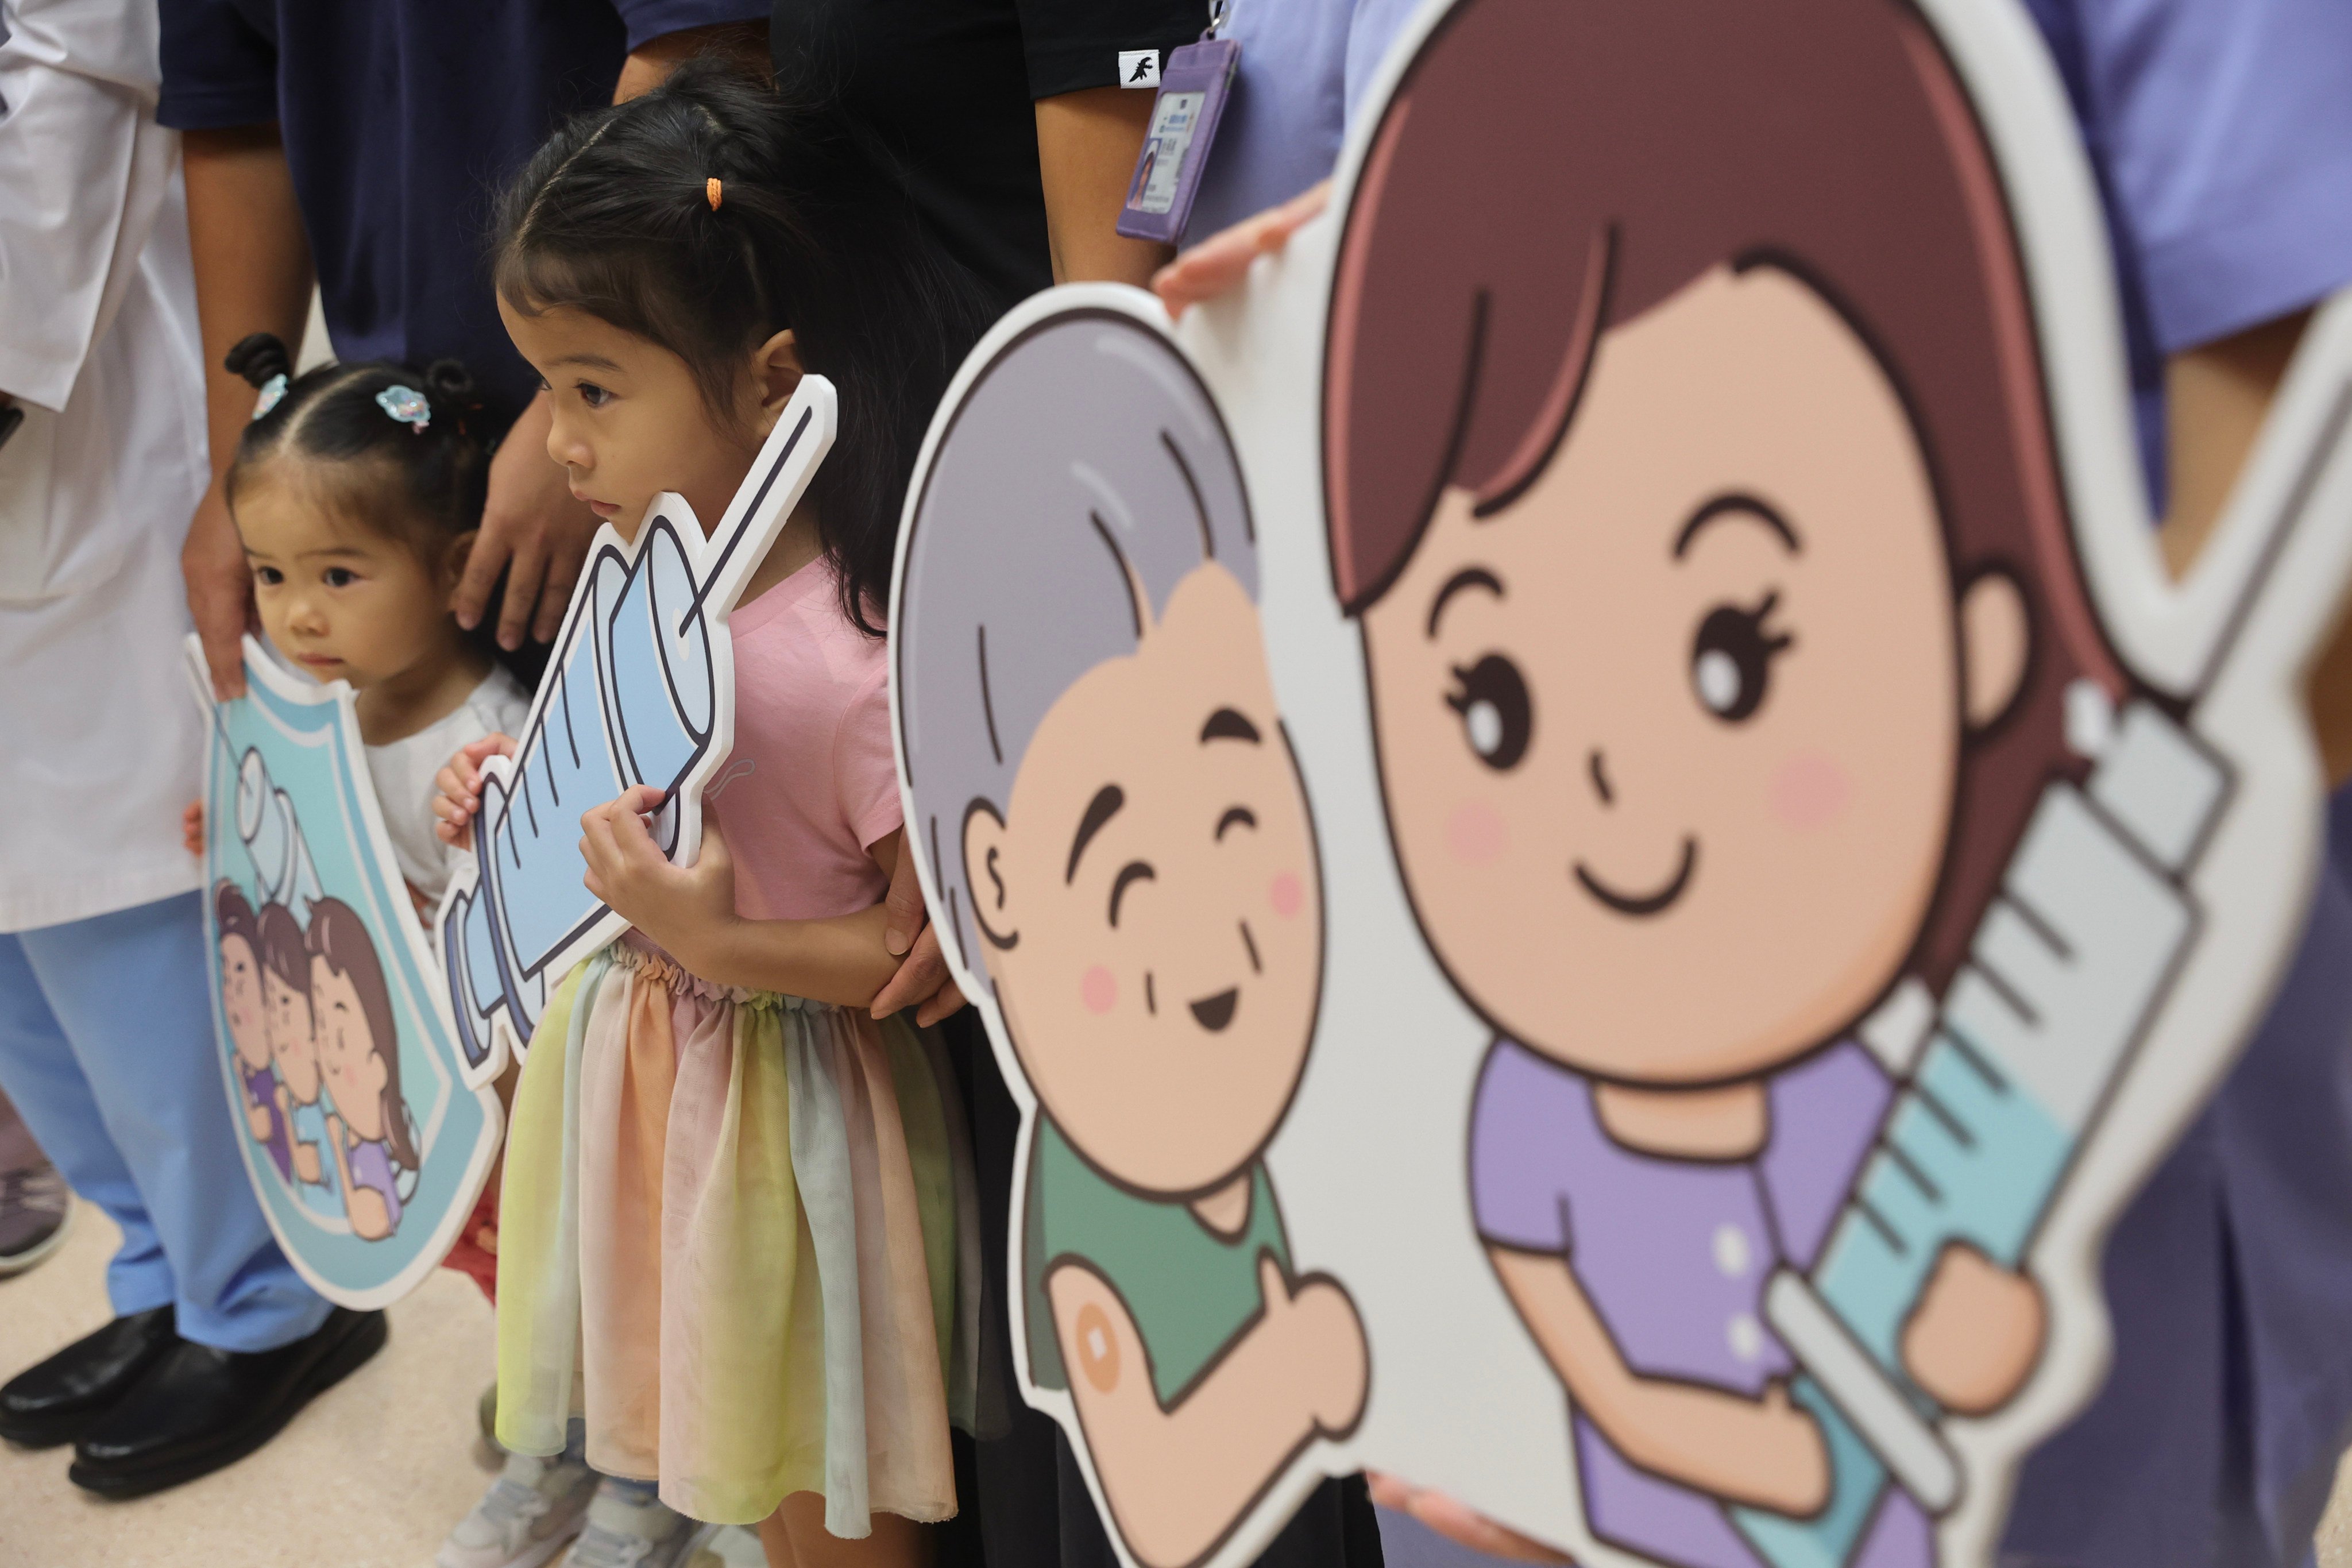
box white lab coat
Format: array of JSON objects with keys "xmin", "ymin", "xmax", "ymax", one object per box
[{"xmin": 0, "ymin": 0, "xmax": 210, "ymax": 932}]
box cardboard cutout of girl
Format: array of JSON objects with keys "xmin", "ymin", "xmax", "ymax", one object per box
[
  {"xmin": 895, "ymin": 303, "xmax": 1369, "ymax": 1568},
  {"xmin": 1319, "ymin": 0, "xmax": 2349, "ymax": 1563}
]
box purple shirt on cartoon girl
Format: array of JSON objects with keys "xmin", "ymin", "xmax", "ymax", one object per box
[
  {"xmin": 346, "ymin": 1137, "xmax": 402, "ymax": 1231},
  {"xmin": 1470, "ymin": 1037, "xmax": 1929, "ymax": 1568},
  {"xmin": 240, "ymin": 1060, "xmax": 293, "ymax": 1182}
]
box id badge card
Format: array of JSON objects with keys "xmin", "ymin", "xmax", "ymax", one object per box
[{"xmin": 1115, "ymin": 38, "xmax": 1241, "ymax": 245}]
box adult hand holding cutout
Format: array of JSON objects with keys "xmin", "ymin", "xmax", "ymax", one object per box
[
  {"xmin": 1151, "ymin": 183, "xmax": 1330, "ymax": 319},
  {"xmin": 184, "ymin": 479, "xmax": 256, "ymax": 701},
  {"xmin": 1366, "ymin": 1473, "xmax": 1575, "ymax": 1564},
  {"xmin": 869, "ymin": 845, "xmax": 965, "ymax": 1026}
]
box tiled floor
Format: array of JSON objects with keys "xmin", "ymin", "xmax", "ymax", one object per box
[
  {"xmin": 0, "ymin": 1202, "xmax": 499, "ymax": 1567},
  {"xmin": 6, "ymin": 1200, "xmax": 2352, "ymax": 1567}
]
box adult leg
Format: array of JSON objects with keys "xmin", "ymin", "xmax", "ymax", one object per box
[
  {"xmin": 0, "ymin": 928, "xmax": 175, "ymax": 1314},
  {"xmin": 0, "ymin": 924, "xmax": 191, "ymax": 1443},
  {"xmin": 16, "ymin": 892, "xmax": 327, "ymax": 1350}
]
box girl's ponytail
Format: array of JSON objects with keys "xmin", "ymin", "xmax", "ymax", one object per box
[
  {"xmin": 422, "ymin": 358, "xmax": 480, "ymax": 427},
  {"xmin": 494, "ymin": 57, "xmax": 990, "ymax": 636},
  {"xmin": 225, "ymin": 332, "xmax": 293, "ymax": 389}
]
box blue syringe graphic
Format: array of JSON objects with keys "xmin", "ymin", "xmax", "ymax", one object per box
[
  {"xmin": 435, "ymin": 381, "xmax": 836, "ymax": 1075},
  {"xmin": 1730, "ymin": 371, "xmax": 2352, "ymax": 1568},
  {"xmin": 235, "ymin": 745, "xmax": 325, "ymax": 916}
]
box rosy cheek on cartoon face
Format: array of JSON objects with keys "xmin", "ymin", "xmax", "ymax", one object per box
[
  {"xmin": 1445, "ymin": 801, "xmax": 1508, "ymax": 863},
  {"xmin": 1269, "ymin": 872, "xmax": 1304, "ymax": 919},
  {"xmin": 1770, "ymin": 751, "xmax": 1853, "ymax": 832},
  {"xmin": 1080, "ymin": 965, "xmax": 1118, "ymax": 1015}
]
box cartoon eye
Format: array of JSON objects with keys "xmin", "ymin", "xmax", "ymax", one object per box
[
  {"xmin": 1690, "ymin": 593, "xmax": 1793, "ymax": 724},
  {"xmin": 1445, "ymin": 654, "xmax": 1532, "ymax": 771}
]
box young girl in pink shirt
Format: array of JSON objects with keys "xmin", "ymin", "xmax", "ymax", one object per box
[{"xmin": 437, "ymin": 61, "xmax": 985, "ymax": 1568}]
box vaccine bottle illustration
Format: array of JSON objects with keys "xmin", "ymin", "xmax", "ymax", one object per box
[{"xmin": 237, "ymin": 746, "xmax": 324, "ymax": 916}]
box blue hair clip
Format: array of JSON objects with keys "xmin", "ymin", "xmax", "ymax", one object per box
[
  {"xmin": 376, "ymin": 385, "xmax": 431, "ymax": 433},
  {"xmin": 250, "ymin": 373, "xmax": 288, "ymax": 422}
]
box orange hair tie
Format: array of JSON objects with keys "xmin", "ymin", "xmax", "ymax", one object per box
[{"xmin": 706, "ymin": 177, "xmax": 723, "ymax": 211}]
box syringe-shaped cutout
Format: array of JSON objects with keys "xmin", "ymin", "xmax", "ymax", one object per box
[{"xmin": 434, "ymin": 381, "xmax": 837, "ymax": 1082}]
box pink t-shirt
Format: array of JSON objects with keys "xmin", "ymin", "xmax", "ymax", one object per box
[{"xmin": 708, "ymin": 557, "xmax": 901, "ymax": 924}]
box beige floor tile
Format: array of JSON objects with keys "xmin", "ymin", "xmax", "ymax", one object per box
[{"xmin": 0, "ymin": 1201, "xmax": 499, "ymax": 1567}]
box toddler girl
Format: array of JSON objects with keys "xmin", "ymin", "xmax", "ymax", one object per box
[
  {"xmin": 439, "ymin": 61, "xmax": 983, "ymax": 1568},
  {"xmin": 191, "ymin": 334, "xmax": 535, "ymax": 913}
]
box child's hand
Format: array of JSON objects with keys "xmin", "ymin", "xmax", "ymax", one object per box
[
  {"xmin": 183, "ymin": 800, "xmax": 204, "ymax": 858},
  {"xmin": 579, "ymin": 786, "xmax": 737, "ymax": 965},
  {"xmin": 433, "ymin": 733, "xmax": 518, "ymax": 849}
]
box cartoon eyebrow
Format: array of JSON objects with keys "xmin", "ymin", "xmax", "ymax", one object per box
[
  {"xmin": 1427, "ymin": 567, "xmax": 1505, "ymax": 638},
  {"xmin": 1215, "ymin": 806, "xmax": 1257, "ymax": 840},
  {"xmin": 1067, "ymin": 784, "xmax": 1126, "ymax": 884},
  {"xmin": 1672, "ymin": 492, "xmax": 1801, "ymax": 559},
  {"xmin": 1200, "ymin": 708, "xmax": 1261, "ymax": 744}
]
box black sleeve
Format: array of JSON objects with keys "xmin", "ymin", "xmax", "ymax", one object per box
[
  {"xmin": 157, "ymin": 0, "xmax": 279, "ymax": 131},
  {"xmin": 1015, "ymin": 0, "xmax": 1207, "ymax": 101}
]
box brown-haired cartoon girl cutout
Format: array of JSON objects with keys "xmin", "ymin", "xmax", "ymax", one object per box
[
  {"xmin": 1318, "ymin": 0, "xmax": 2152, "ymax": 1562},
  {"xmin": 308, "ymin": 897, "xmax": 417, "ymax": 1240}
]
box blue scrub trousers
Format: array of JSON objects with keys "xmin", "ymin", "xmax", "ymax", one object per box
[{"xmin": 0, "ymin": 892, "xmax": 329, "ymax": 1353}]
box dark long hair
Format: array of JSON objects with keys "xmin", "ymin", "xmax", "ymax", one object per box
[
  {"xmin": 493, "ymin": 57, "xmax": 990, "ymax": 635},
  {"xmin": 223, "ymin": 335, "xmax": 542, "ymax": 687}
]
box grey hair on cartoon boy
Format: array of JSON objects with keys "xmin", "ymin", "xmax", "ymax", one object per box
[{"xmin": 895, "ymin": 308, "xmax": 1258, "ymax": 992}]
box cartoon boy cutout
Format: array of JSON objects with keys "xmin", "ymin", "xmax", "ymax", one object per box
[
  {"xmin": 1309, "ymin": 0, "xmax": 2176, "ymax": 1562},
  {"xmin": 898, "ymin": 308, "xmax": 1368, "ymax": 1568},
  {"xmin": 308, "ymin": 898, "xmax": 416, "ymax": 1240},
  {"xmin": 217, "ymin": 881, "xmax": 293, "ymax": 1182},
  {"xmin": 257, "ymin": 900, "xmax": 342, "ymax": 1221}
]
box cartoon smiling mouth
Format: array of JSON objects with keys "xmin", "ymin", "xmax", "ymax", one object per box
[
  {"xmin": 1189, "ymin": 988, "xmax": 1240, "ymax": 1032},
  {"xmin": 1574, "ymin": 837, "xmax": 1698, "ymax": 917}
]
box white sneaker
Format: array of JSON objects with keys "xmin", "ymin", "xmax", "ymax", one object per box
[
  {"xmin": 438, "ymin": 1451, "xmax": 600, "ymax": 1568},
  {"xmin": 683, "ymin": 1524, "xmax": 766, "ymax": 1568},
  {"xmin": 561, "ymin": 1483, "xmax": 699, "ymax": 1568}
]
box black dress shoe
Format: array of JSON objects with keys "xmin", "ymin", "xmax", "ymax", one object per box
[
  {"xmin": 0, "ymin": 1305, "xmax": 180, "ymax": 1449},
  {"xmin": 67, "ymin": 1306, "xmax": 386, "ymax": 1498}
]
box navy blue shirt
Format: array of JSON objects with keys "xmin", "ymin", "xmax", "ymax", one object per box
[{"xmin": 157, "ymin": 0, "xmax": 765, "ymax": 438}]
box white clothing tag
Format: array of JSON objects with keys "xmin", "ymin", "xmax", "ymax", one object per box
[{"xmin": 1118, "ymin": 48, "xmax": 1161, "ymax": 88}]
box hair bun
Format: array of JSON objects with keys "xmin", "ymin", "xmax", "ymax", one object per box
[
  {"xmin": 422, "ymin": 358, "xmax": 478, "ymax": 410},
  {"xmin": 223, "ymin": 333, "xmax": 293, "ymax": 389}
]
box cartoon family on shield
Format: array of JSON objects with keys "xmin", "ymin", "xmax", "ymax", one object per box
[
  {"xmin": 213, "ymin": 753, "xmax": 420, "ymax": 1243},
  {"xmin": 897, "ymin": 1, "xmax": 2352, "ymax": 1566}
]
